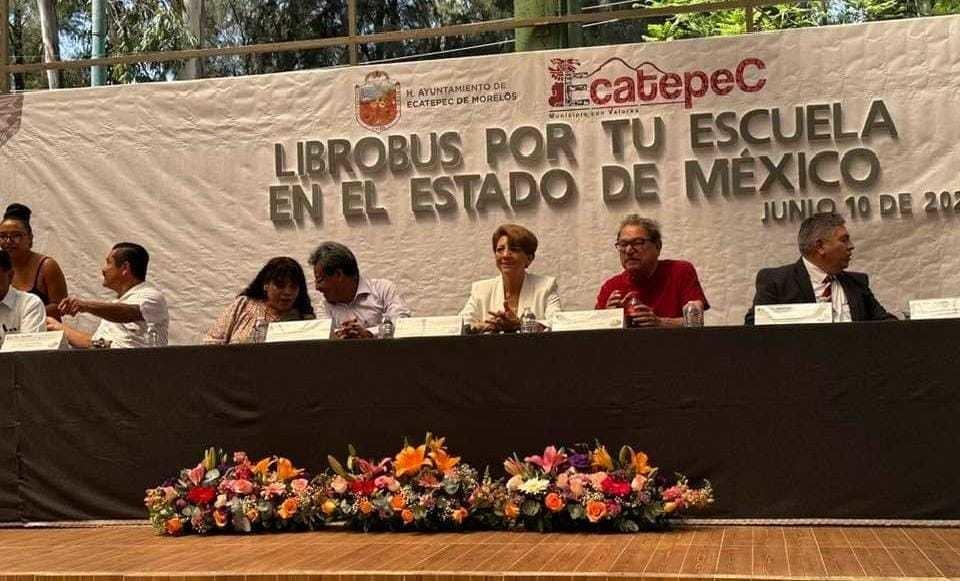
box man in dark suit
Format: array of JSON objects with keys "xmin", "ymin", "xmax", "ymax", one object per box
[{"xmin": 745, "ymin": 213, "xmax": 896, "ymax": 325}]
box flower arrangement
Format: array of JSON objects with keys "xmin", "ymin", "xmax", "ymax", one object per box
[
  {"xmin": 145, "ymin": 440, "xmax": 714, "ymax": 536},
  {"xmin": 144, "ymin": 447, "xmax": 330, "ymax": 536},
  {"xmin": 320, "ymin": 435, "xmax": 482, "ymax": 531},
  {"xmin": 498, "ymin": 443, "xmax": 713, "ymax": 532}
]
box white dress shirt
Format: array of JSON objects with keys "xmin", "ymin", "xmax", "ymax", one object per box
[
  {"xmin": 91, "ymin": 281, "xmax": 170, "ymax": 348},
  {"xmin": 319, "ymin": 277, "xmax": 411, "ymax": 334},
  {"xmin": 802, "ymin": 258, "xmax": 851, "ymax": 323},
  {"xmin": 0, "ymin": 286, "xmax": 46, "ymax": 343}
]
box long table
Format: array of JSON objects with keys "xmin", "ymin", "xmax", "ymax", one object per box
[{"xmin": 2, "ymin": 320, "xmax": 959, "ymax": 524}]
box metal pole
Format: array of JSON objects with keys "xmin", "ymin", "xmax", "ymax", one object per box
[
  {"xmin": 92, "ymin": 0, "xmax": 106, "ymax": 86},
  {"xmin": 0, "ymin": 0, "xmax": 9, "ymax": 93},
  {"xmin": 348, "ymin": 0, "xmax": 358, "ymax": 65},
  {"xmin": 566, "ymin": 0, "xmax": 582, "ymax": 48}
]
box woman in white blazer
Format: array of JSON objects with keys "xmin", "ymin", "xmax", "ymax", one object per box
[{"xmin": 460, "ymin": 224, "xmax": 561, "ymax": 332}]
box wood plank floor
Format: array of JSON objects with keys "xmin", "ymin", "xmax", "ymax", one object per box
[{"xmin": 1, "ymin": 525, "xmax": 960, "ymax": 581}]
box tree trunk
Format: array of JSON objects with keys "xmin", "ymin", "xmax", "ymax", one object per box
[
  {"xmin": 181, "ymin": 0, "xmax": 204, "ymax": 79},
  {"xmin": 10, "ymin": 1, "xmax": 25, "ymax": 91},
  {"xmin": 36, "ymin": 0, "xmax": 60, "ymax": 89}
]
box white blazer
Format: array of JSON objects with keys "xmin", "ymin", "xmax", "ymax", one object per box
[{"xmin": 459, "ymin": 272, "xmax": 562, "ymax": 324}]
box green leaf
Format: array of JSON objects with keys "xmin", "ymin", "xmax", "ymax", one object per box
[
  {"xmin": 521, "ymin": 500, "xmax": 541, "ymax": 516},
  {"xmin": 568, "ymin": 503, "xmax": 585, "ymax": 520},
  {"xmin": 328, "ymin": 455, "xmax": 348, "ymax": 477}
]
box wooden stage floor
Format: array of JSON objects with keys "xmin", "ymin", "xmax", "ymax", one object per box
[{"xmin": 2, "ymin": 524, "xmax": 960, "ymax": 581}]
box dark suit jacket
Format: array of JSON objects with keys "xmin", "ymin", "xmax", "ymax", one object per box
[{"xmin": 745, "ymin": 259, "xmax": 896, "ymax": 325}]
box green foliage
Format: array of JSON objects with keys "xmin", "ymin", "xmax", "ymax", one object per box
[{"xmin": 5, "ymin": 0, "xmax": 960, "ymax": 88}]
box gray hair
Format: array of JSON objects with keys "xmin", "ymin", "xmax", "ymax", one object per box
[
  {"xmin": 617, "ymin": 214, "xmax": 662, "ymax": 248},
  {"xmin": 798, "ymin": 213, "xmax": 846, "ymax": 255},
  {"xmin": 308, "ymin": 242, "xmax": 359, "ymax": 278}
]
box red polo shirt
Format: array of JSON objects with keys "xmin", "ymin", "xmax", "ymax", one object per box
[{"xmin": 594, "ymin": 260, "xmax": 709, "ymax": 318}]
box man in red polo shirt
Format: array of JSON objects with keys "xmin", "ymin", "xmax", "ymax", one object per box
[{"xmin": 595, "ymin": 215, "xmax": 709, "ymax": 327}]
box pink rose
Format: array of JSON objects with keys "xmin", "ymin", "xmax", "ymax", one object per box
[
  {"xmin": 568, "ymin": 476, "xmax": 585, "ymax": 499},
  {"xmin": 587, "ymin": 472, "xmax": 608, "ymax": 489},
  {"xmin": 631, "ymin": 475, "xmax": 647, "ymax": 492},
  {"xmin": 331, "ymin": 475, "xmax": 348, "ymax": 494},
  {"xmin": 226, "ymin": 479, "xmax": 254, "ymax": 495},
  {"xmin": 506, "ymin": 474, "xmax": 524, "ymax": 491},
  {"xmin": 556, "ymin": 473, "xmax": 570, "ymax": 490},
  {"xmin": 264, "ymin": 482, "xmax": 286, "ymax": 498},
  {"xmin": 291, "ymin": 478, "xmax": 309, "ymax": 494},
  {"xmin": 374, "ymin": 475, "xmax": 398, "ymax": 491},
  {"xmin": 187, "ymin": 463, "xmax": 205, "ymax": 486},
  {"xmin": 162, "ymin": 486, "xmax": 178, "ymax": 502},
  {"xmin": 215, "ymin": 493, "xmax": 228, "ymax": 508}
]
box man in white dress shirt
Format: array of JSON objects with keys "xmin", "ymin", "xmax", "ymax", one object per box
[
  {"xmin": 309, "ymin": 241, "xmax": 410, "ymax": 339},
  {"xmin": 0, "ymin": 249, "xmax": 46, "ymax": 342},
  {"xmin": 47, "ymin": 242, "xmax": 169, "ymax": 348}
]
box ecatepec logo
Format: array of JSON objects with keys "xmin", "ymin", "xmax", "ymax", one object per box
[
  {"xmin": 355, "ymin": 71, "xmax": 401, "ymax": 132},
  {"xmin": 0, "ymin": 95, "xmax": 24, "ymax": 149},
  {"xmin": 548, "ymin": 56, "xmax": 766, "ymax": 110}
]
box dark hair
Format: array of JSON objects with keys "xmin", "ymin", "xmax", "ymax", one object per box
[
  {"xmin": 308, "ymin": 242, "xmax": 359, "ymax": 278},
  {"xmin": 618, "ymin": 214, "xmax": 662, "ymax": 249},
  {"xmin": 0, "ymin": 249, "xmax": 11, "ymax": 271},
  {"xmin": 492, "ymin": 224, "xmax": 538, "ymax": 259},
  {"xmin": 240, "ymin": 257, "xmax": 314, "ymax": 317},
  {"xmin": 798, "ymin": 213, "xmax": 845, "ymax": 255},
  {"xmin": 111, "ymin": 242, "xmax": 149, "ymax": 280},
  {"xmin": 2, "ymin": 203, "xmax": 32, "ymax": 236}
]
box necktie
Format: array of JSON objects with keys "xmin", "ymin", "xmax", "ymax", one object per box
[{"xmin": 821, "ymin": 275, "xmax": 834, "ymax": 301}]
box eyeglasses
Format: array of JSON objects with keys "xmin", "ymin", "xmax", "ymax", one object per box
[
  {"xmin": 614, "ymin": 238, "xmax": 654, "ymax": 252},
  {"xmin": 0, "ymin": 233, "xmax": 25, "ymax": 243}
]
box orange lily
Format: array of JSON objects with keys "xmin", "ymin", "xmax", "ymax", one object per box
[
  {"xmin": 254, "ymin": 457, "xmax": 272, "ymax": 475},
  {"xmin": 429, "ymin": 447, "xmax": 461, "ymax": 474},
  {"xmin": 633, "ymin": 451, "xmax": 653, "ymax": 475},
  {"xmin": 394, "ymin": 444, "xmax": 430, "ymax": 477},
  {"xmin": 591, "ymin": 445, "xmax": 614, "ymax": 471},
  {"xmin": 276, "ymin": 457, "xmax": 302, "ymax": 481}
]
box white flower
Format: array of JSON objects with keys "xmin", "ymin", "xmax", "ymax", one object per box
[{"xmin": 519, "ymin": 478, "xmax": 550, "ymax": 494}]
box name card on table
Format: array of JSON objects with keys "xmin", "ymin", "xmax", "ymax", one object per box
[
  {"xmin": 394, "ymin": 316, "xmax": 464, "ymax": 338},
  {"xmin": 0, "ymin": 331, "xmax": 67, "ymax": 352},
  {"xmin": 550, "ymin": 309, "xmax": 625, "ymax": 332},
  {"xmin": 909, "ymin": 297, "xmax": 960, "ymax": 320},
  {"xmin": 265, "ymin": 319, "xmax": 332, "ymax": 343},
  {"xmin": 754, "ymin": 303, "xmax": 833, "ymax": 326}
]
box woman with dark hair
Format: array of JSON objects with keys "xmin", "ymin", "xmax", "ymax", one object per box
[
  {"xmin": 460, "ymin": 224, "xmax": 561, "ymax": 332},
  {"xmin": 204, "ymin": 257, "xmax": 314, "ymax": 344},
  {"xmin": 0, "ymin": 203, "xmax": 68, "ymax": 318}
]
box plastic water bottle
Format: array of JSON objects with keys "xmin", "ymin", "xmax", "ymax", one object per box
[
  {"xmin": 379, "ymin": 316, "xmax": 395, "ymax": 338},
  {"xmin": 145, "ymin": 323, "xmax": 160, "ymax": 347},
  {"xmin": 252, "ymin": 318, "xmax": 269, "ymax": 343},
  {"xmin": 519, "ymin": 307, "xmax": 538, "ymax": 334},
  {"xmin": 682, "ymin": 301, "xmax": 704, "ymax": 328}
]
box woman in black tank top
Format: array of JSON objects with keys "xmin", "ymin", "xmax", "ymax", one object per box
[{"xmin": 0, "ymin": 204, "xmax": 68, "ymax": 319}]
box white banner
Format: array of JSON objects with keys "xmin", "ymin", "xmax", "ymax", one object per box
[{"xmin": 2, "ymin": 16, "xmax": 958, "ymax": 343}]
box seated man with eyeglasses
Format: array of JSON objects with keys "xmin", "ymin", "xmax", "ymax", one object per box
[{"xmin": 595, "ymin": 214, "xmax": 709, "ymax": 327}]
